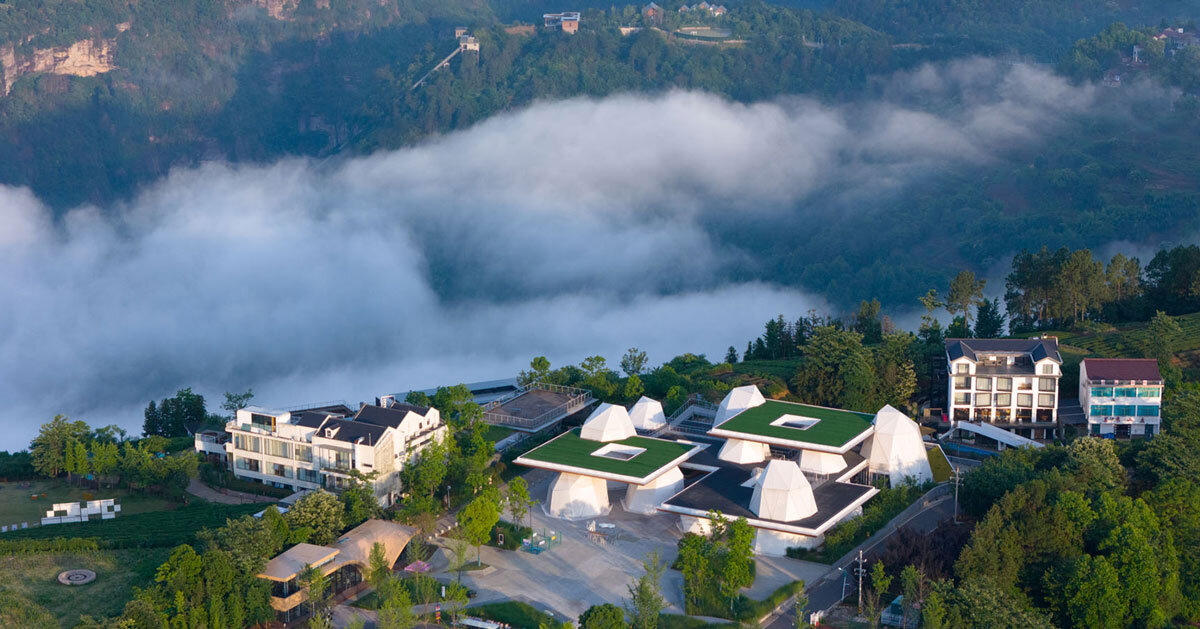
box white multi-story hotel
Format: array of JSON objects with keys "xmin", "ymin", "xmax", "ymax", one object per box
[
  {"xmin": 945, "ymin": 338, "xmax": 1063, "ymax": 440},
  {"xmin": 201, "ymin": 398, "xmax": 446, "ymax": 506},
  {"xmin": 1079, "ymin": 358, "xmax": 1163, "ymax": 439}
]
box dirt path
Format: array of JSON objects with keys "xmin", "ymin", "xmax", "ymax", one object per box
[{"xmin": 185, "ymin": 478, "xmax": 277, "ymax": 505}]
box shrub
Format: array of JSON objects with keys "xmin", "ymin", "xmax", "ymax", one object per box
[
  {"xmin": 471, "ymin": 601, "xmax": 561, "ymax": 628},
  {"xmin": 787, "ymin": 482, "xmax": 932, "ymax": 563},
  {"xmin": 488, "ymin": 520, "xmax": 532, "ymax": 550}
]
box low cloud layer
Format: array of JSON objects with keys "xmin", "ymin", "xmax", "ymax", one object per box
[{"xmin": 0, "ymin": 58, "xmax": 1094, "ymax": 449}]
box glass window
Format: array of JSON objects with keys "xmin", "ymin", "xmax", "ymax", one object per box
[
  {"xmin": 956, "ymin": 363, "xmax": 968, "ymax": 374},
  {"xmin": 954, "ymin": 376, "xmax": 971, "ymax": 390},
  {"xmin": 1091, "ymin": 387, "xmax": 1114, "ymax": 397},
  {"xmin": 1137, "ymin": 405, "xmax": 1160, "ymax": 417},
  {"xmin": 1138, "ymin": 387, "xmax": 1161, "ymax": 398},
  {"xmin": 1115, "ymin": 387, "xmax": 1138, "ymax": 398},
  {"xmin": 271, "ymin": 463, "xmax": 292, "ymax": 478},
  {"xmin": 264, "ymin": 439, "xmax": 291, "ymax": 459},
  {"xmin": 1091, "ymin": 405, "xmax": 1113, "ymax": 416},
  {"xmin": 1090, "ymin": 423, "xmax": 1101, "ymax": 435},
  {"xmin": 1112, "ymin": 405, "xmax": 1136, "ymax": 416},
  {"xmin": 235, "ymin": 457, "xmax": 260, "ymax": 473},
  {"xmin": 954, "ymin": 393, "xmax": 971, "ymax": 405},
  {"xmin": 295, "ymin": 445, "xmax": 313, "ymax": 463},
  {"xmin": 250, "ymin": 413, "xmax": 276, "ymax": 430},
  {"xmin": 976, "ymin": 377, "xmax": 991, "ymax": 391},
  {"xmin": 1041, "ymin": 364, "xmax": 1054, "ymax": 375},
  {"xmin": 996, "ymin": 378, "xmax": 1012, "ymax": 391},
  {"xmin": 234, "ymin": 434, "xmax": 261, "ymax": 453},
  {"xmin": 975, "ymin": 393, "xmax": 991, "ymax": 406},
  {"xmin": 1039, "ymin": 379, "xmax": 1056, "ymax": 392},
  {"xmin": 995, "ymin": 393, "xmax": 1012, "ymax": 407},
  {"xmin": 1017, "ymin": 394, "xmax": 1033, "ymax": 408},
  {"xmin": 297, "ymin": 468, "xmax": 320, "ymax": 483}
]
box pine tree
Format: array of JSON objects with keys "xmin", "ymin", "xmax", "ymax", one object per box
[
  {"xmin": 143, "ymin": 400, "xmax": 162, "ymax": 437},
  {"xmin": 725, "ymin": 346, "xmax": 738, "ymax": 364}
]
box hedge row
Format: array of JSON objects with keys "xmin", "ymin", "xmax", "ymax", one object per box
[{"xmin": 0, "ymin": 536, "xmax": 101, "ymax": 554}]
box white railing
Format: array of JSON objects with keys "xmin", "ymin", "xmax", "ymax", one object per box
[{"xmin": 483, "ymin": 383, "xmax": 593, "ymax": 430}]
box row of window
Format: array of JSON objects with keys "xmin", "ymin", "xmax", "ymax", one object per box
[
  {"xmin": 233, "ymin": 456, "xmax": 322, "ymax": 483},
  {"xmin": 1089, "ymin": 405, "xmax": 1160, "ymax": 417},
  {"xmin": 1089, "ymin": 387, "xmax": 1161, "ymax": 398},
  {"xmin": 953, "ymin": 376, "xmax": 1056, "ymax": 392},
  {"xmin": 232, "ymin": 433, "xmax": 313, "ymax": 462},
  {"xmin": 956, "ymin": 363, "xmax": 1055, "ymax": 375},
  {"xmin": 954, "ymin": 392, "xmax": 1055, "ymax": 407}
]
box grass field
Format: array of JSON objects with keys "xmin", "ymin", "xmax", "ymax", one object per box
[
  {"xmin": 483, "ymin": 425, "xmax": 517, "ymax": 444},
  {"xmin": 0, "ymin": 547, "xmax": 171, "ymax": 627},
  {"xmin": 0, "ymin": 479, "xmax": 178, "ymax": 526},
  {"xmin": 0, "ymin": 501, "xmax": 263, "ymax": 547},
  {"xmin": 732, "ymin": 358, "xmax": 804, "ymax": 381},
  {"xmin": 927, "ymin": 445, "xmax": 952, "ymax": 483}
]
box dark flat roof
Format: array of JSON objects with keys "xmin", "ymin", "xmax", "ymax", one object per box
[
  {"xmin": 1083, "ymin": 358, "xmax": 1163, "ymax": 383},
  {"xmin": 663, "ymin": 465, "xmax": 873, "ymax": 529},
  {"xmin": 355, "ymin": 404, "xmax": 422, "ymax": 429},
  {"xmin": 946, "ymin": 338, "xmax": 1061, "ymax": 364},
  {"xmin": 324, "ymin": 418, "xmax": 388, "ymax": 445}
]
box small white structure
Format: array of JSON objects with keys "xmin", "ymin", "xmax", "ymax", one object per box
[
  {"xmin": 799, "ymin": 449, "xmax": 847, "ymax": 476},
  {"xmin": 547, "ymin": 473, "xmax": 611, "ymax": 520},
  {"xmin": 861, "ymin": 406, "xmax": 933, "ymax": 486},
  {"xmin": 628, "ymin": 397, "xmax": 667, "ymax": 432},
  {"xmin": 717, "ymin": 438, "xmax": 770, "ymax": 464},
  {"xmin": 580, "ymin": 404, "xmax": 637, "ymax": 442},
  {"xmin": 750, "ymin": 460, "xmax": 817, "ymax": 522},
  {"xmin": 623, "ymin": 467, "xmax": 684, "ymax": 515},
  {"xmin": 715, "ymin": 385, "xmax": 765, "ymax": 424},
  {"xmin": 41, "ymin": 499, "xmax": 120, "ymax": 526}
]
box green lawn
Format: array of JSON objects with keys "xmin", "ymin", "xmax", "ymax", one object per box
[
  {"xmin": 0, "ymin": 547, "xmax": 171, "ymax": 627},
  {"xmin": 926, "ymin": 445, "xmax": 952, "ymax": 483},
  {"xmin": 0, "ymin": 501, "xmax": 263, "ymax": 548},
  {"xmin": 469, "ymin": 601, "xmax": 560, "ymax": 628},
  {"xmin": 517, "ymin": 429, "xmax": 697, "ymax": 479},
  {"xmin": 483, "ymin": 425, "xmax": 517, "ymax": 444},
  {"xmin": 0, "ymin": 479, "xmax": 178, "ymax": 526},
  {"xmin": 714, "ymin": 400, "xmax": 873, "ymax": 448}
]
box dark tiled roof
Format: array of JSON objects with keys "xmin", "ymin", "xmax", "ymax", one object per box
[
  {"xmin": 291, "ymin": 403, "xmax": 355, "ymax": 416},
  {"xmin": 388, "ymin": 401, "xmax": 432, "ymax": 415},
  {"xmin": 321, "ymin": 418, "xmax": 388, "ymax": 445},
  {"xmin": 1083, "ymin": 358, "xmax": 1163, "ymax": 383},
  {"xmin": 354, "ymin": 404, "xmax": 425, "ymax": 429},
  {"xmin": 293, "ymin": 411, "xmax": 337, "ymax": 428},
  {"xmin": 945, "ymin": 338, "xmax": 1061, "ymax": 364},
  {"xmin": 663, "ymin": 465, "xmax": 873, "ymax": 528}
]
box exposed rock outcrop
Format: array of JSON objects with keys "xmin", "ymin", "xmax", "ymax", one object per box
[{"xmin": 1, "ymin": 38, "xmax": 116, "ymax": 95}]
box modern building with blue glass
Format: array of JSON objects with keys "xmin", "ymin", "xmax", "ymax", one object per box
[{"xmin": 1079, "ymin": 358, "xmax": 1163, "ymax": 439}]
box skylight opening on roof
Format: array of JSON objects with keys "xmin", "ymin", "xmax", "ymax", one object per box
[
  {"xmin": 770, "ymin": 415, "xmax": 819, "ymax": 430},
  {"xmin": 592, "ymin": 443, "xmax": 646, "ymax": 461}
]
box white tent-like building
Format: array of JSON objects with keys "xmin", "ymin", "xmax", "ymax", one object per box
[
  {"xmin": 547, "ymin": 473, "xmax": 611, "ymax": 520},
  {"xmin": 628, "ymin": 397, "xmax": 667, "ymax": 432},
  {"xmin": 715, "ymin": 385, "xmax": 766, "ymax": 424},
  {"xmin": 580, "ymin": 404, "xmax": 637, "ymax": 442},
  {"xmin": 861, "ymin": 405, "xmax": 932, "ymax": 486},
  {"xmin": 799, "ymin": 450, "xmax": 847, "ymax": 476},
  {"xmin": 750, "ymin": 460, "xmax": 818, "ymax": 522},
  {"xmin": 624, "ymin": 467, "xmax": 685, "ymax": 515}
]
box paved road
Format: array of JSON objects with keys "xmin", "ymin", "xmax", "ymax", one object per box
[
  {"xmin": 764, "ymin": 498, "xmax": 957, "ymax": 629},
  {"xmin": 184, "ymin": 478, "xmax": 277, "ymax": 505}
]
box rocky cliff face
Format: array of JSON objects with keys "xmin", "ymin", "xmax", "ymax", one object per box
[{"xmin": 0, "ymin": 38, "xmax": 117, "ymax": 95}]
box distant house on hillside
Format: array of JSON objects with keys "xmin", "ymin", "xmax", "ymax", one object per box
[
  {"xmin": 1080, "ymin": 358, "xmax": 1163, "ymax": 439},
  {"xmin": 543, "ymin": 11, "xmax": 581, "ymax": 34},
  {"xmin": 642, "ymin": 2, "xmax": 663, "ymax": 23}
]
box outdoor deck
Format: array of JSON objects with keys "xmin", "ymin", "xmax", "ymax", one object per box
[{"xmin": 482, "ymin": 384, "xmax": 593, "ymax": 432}]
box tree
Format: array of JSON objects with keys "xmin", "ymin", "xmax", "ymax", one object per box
[
  {"xmin": 221, "ymin": 389, "xmax": 254, "ymax": 418},
  {"xmin": 520, "ymin": 356, "xmax": 552, "ymax": 385},
  {"xmin": 620, "ymin": 347, "xmax": 649, "ymax": 377},
  {"xmin": 299, "ymin": 563, "xmax": 332, "ymax": 629},
  {"xmin": 458, "ymin": 491, "xmax": 501, "ymax": 565},
  {"xmin": 946, "ymin": 316, "xmax": 971, "ymax": 339},
  {"xmin": 506, "ymin": 476, "xmax": 531, "ymax": 526},
  {"xmin": 853, "ymin": 299, "xmax": 884, "ymax": 345},
  {"xmin": 1052, "ymin": 250, "xmax": 1107, "ymax": 322},
  {"xmin": 377, "ymin": 578, "xmax": 415, "ymax": 629},
  {"xmin": 899, "ymin": 565, "xmax": 926, "ymax": 629},
  {"xmin": 443, "ymin": 581, "xmax": 469, "ymax": 626},
  {"xmin": 90, "ymin": 440, "xmax": 119, "ymax": 486},
  {"xmin": 719, "ymin": 518, "xmax": 755, "ymax": 610},
  {"xmin": 579, "ymin": 603, "xmax": 626, "ymax": 629},
  {"xmin": 865, "ymin": 561, "xmax": 893, "ymax": 628},
  {"xmin": 921, "ymin": 586, "xmax": 946, "ymax": 629},
  {"xmin": 285, "ymin": 490, "xmax": 344, "ymax": 545},
  {"xmin": 1147, "ymin": 310, "xmax": 1184, "ymax": 375},
  {"xmin": 1058, "ymin": 555, "xmax": 1124, "ymax": 629},
  {"xmin": 793, "ymin": 588, "xmax": 811, "ymax": 629},
  {"xmin": 626, "ymin": 550, "xmax": 666, "ymax": 629},
  {"xmin": 368, "ymin": 541, "xmax": 392, "ymax": 594},
  {"xmin": 724, "ymin": 346, "xmax": 738, "ymax": 364},
  {"xmin": 946, "ymin": 271, "xmax": 985, "ymax": 324},
  {"xmin": 29, "ymin": 415, "xmax": 91, "ymax": 477},
  {"xmin": 447, "ymin": 534, "xmax": 472, "ymax": 582},
  {"xmin": 973, "ymin": 298, "xmax": 1004, "ymax": 338},
  {"xmin": 341, "ymin": 473, "xmax": 383, "ymax": 527},
  {"xmin": 624, "ymin": 374, "xmax": 645, "ymax": 402}
]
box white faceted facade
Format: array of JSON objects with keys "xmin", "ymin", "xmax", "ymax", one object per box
[
  {"xmin": 862, "ymin": 405, "xmax": 932, "ymax": 486},
  {"xmin": 715, "ymin": 385, "xmax": 766, "ymax": 424},
  {"xmin": 799, "ymin": 449, "xmax": 847, "ymax": 476},
  {"xmin": 629, "ymin": 397, "xmax": 667, "ymax": 432},
  {"xmin": 717, "ymin": 438, "xmax": 770, "ymax": 464},
  {"xmin": 749, "ymin": 460, "xmax": 817, "ymax": 522},
  {"xmin": 547, "ymin": 473, "xmax": 611, "ymax": 520},
  {"xmin": 755, "ymin": 528, "xmax": 821, "ymax": 555},
  {"xmin": 623, "ymin": 467, "xmax": 685, "ymax": 515},
  {"xmin": 580, "ymin": 403, "xmax": 637, "ymax": 442}
]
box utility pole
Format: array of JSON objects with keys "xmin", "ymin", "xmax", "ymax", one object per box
[{"xmin": 857, "ymin": 549, "xmax": 864, "ymax": 615}]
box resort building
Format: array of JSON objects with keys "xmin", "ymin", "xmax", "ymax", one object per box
[
  {"xmin": 1080, "ymin": 358, "xmax": 1163, "ymax": 438},
  {"xmin": 945, "ymin": 337, "xmax": 1063, "ymax": 440},
  {"xmin": 516, "ymin": 385, "xmax": 941, "ymax": 556},
  {"xmin": 543, "ymin": 12, "xmax": 581, "ymax": 33},
  {"xmin": 211, "ymin": 399, "xmax": 447, "ymax": 506},
  {"xmin": 259, "ymin": 519, "xmax": 415, "ymax": 625}
]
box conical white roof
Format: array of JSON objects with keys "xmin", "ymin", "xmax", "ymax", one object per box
[
  {"xmin": 862, "ymin": 405, "xmax": 932, "ymax": 485},
  {"xmin": 580, "ymin": 403, "xmax": 637, "ymax": 442},
  {"xmin": 628, "ymin": 396, "xmax": 667, "ymax": 431},
  {"xmin": 715, "ymin": 385, "xmax": 765, "ymax": 425},
  {"xmin": 749, "ymin": 460, "xmax": 817, "ymax": 522}
]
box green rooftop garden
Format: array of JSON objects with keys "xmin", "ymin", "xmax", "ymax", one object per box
[
  {"xmin": 713, "ymin": 400, "xmax": 872, "ymax": 448},
  {"xmin": 517, "ymin": 429, "xmax": 697, "ymax": 479}
]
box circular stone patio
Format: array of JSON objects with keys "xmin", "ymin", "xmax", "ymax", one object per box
[{"xmin": 57, "ymin": 569, "xmax": 96, "ymax": 586}]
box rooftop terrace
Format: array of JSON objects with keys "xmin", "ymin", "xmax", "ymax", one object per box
[
  {"xmin": 515, "ymin": 429, "xmax": 702, "ymax": 483},
  {"xmin": 709, "ymin": 400, "xmax": 873, "ymax": 452}
]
